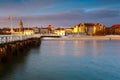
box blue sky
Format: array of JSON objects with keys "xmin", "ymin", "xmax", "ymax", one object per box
[{"xmin": 0, "ymin": 0, "xmax": 120, "ymax": 28}]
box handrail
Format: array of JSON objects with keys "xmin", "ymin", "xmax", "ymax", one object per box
[{"xmin": 0, "ymin": 34, "xmax": 59, "ymax": 44}]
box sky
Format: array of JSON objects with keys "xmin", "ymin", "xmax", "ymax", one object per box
[{"xmin": 0, "ymin": 0, "xmax": 120, "ymax": 28}]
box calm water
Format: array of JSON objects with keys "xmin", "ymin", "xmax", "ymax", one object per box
[{"xmin": 1, "ymin": 40, "xmax": 120, "ymax": 80}]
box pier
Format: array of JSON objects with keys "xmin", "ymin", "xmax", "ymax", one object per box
[{"xmin": 0, "ymin": 34, "xmax": 59, "ymax": 62}]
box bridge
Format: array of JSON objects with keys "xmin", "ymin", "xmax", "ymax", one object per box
[{"xmin": 0, "ymin": 34, "xmax": 60, "ymax": 62}]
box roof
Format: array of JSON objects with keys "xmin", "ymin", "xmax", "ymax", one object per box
[
  {"xmin": 65, "ymin": 27, "xmax": 73, "ymax": 29},
  {"xmin": 111, "ymin": 24, "xmax": 120, "ymax": 28},
  {"xmin": 77, "ymin": 23, "xmax": 95, "ymax": 27},
  {"xmin": 55, "ymin": 28, "xmax": 64, "ymax": 30},
  {"xmin": 76, "ymin": 23, "xmax": 106, "ymax": 28},
  {"xmin": 2, "ymin": 28, "xmax": 11, "ymax": 31},
  {"xmin": 40, "ymin": 28, "xmax": 48, "ymax": 29},
  {"xmin": 23, "ymin": 28, "xmax": 33, "ymax": 30},
  {"xmin": 84, "ymin": 23, "xmax": 95, "ymax": 26}
]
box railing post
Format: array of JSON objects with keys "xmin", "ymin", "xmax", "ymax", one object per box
[
  {"xmin": 10, "ymin": 35, "xmax": 13, "ymax": 42},
  {"xmin": 5, "ymin": 37, "xmax": 7, "ymax": 43},
  {"xmin": 0, "ymin": 37, "xmax": 1, "ymax": 44}
]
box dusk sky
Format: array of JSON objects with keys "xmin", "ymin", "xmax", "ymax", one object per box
[{"xmin": 0, "ymin": 0, "xmax": 120, "ymax": 28}]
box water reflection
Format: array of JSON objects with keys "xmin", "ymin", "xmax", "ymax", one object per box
[
  {"xmin": 1, "ymin": 40, "xmax": 120, "ymax": 80},
  {"xmin": 58, "ymin": 41, "xmax": 65, "ymax": 55},
  {"xmin": 0, "ymin": 46, "xmax": 40, "ymax": 80},
  {"xmin": 41, "ymin": 41, "xmax": 66, "ymax": 56},
  {"xmin": 92, "ymin": 40, "xmax": 103, "ymax": 56},
  {"xmin": 73, "ymin": 40, "xmax": 86, "ymax": 56}
]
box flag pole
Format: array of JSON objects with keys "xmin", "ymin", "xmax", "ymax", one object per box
[
  {"xmin": 9, "ymin": 16, "xmax": 13, "ymax": 41},
  {"xmin": 9, "ymin": 16, "xmax": 13, "ymax": 34},
  {"xmin": 11, "ymin": 16, "xmax": 13, "ymax": 31}
]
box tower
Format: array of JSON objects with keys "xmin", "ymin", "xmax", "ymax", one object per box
[{"xmin": 19, "ymin": 19, "xmax": 23, "ymax": 32}]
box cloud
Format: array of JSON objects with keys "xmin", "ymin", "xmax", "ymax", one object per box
[
  {"xmin": 0, "ymin": 0, "xmax": 120, "ymax": 16},
  {"xmin": 0, "ymin": 8, "xmax": 120, "ymax": 27},
  {"xmin": 13, "ymin": 9, "xmax": 119, "ymax": 27},
  {"xmin": 0, "ymin": 0, "xmax": 120, "ymax": 27},
  {"xmin": 86, "ymin": 9, "xmax": 120, "ymax": 19},
  {"xmin": 0, "ymin": 0, "xmax": 57, "ymax": 16}
]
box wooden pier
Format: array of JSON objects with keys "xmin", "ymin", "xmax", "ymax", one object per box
[{"xmin": 0, "ymin": 34, "xmax": 59, "ymax": 62}]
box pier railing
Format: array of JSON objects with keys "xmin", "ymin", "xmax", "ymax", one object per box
[{"xmin": 0, "ymin": 34, "xmax": 59, "ymax": 44}]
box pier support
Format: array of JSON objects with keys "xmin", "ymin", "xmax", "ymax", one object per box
[{"xmin": 0, "ymin": 37, "xmax": 41, "ymax": 63}]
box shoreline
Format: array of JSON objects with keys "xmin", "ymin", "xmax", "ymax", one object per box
[{"xmin": 42, "ymin": 36, "xmax": 120, "ymax": 41}]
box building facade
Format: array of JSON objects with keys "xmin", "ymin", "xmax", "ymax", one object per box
[
  {"xmin": 73, "ymin": 23, "xmax": 105, "ymax": 35},
  {"xmin": 54, "ymin": 28, "xmax": 65, "ymax": 36},
  {"xmin": 111, "ymin": 24, "xmax": 120, "ymax": 35}
]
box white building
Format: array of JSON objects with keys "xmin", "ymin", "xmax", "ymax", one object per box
[{"xmin": 54, "ymin": 28, "xmax": 65, "ymax": 36}]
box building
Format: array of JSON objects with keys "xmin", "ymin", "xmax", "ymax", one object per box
[
  {"xmin": 11, "ymin": 20, "xmax": 24, "ymax": 35},
  {"xmin": 65, "ymin": 27, "xmax": 73, "ymax": 36},
  {"xmin": 11, "ymin": 28, "xmax": 20, "ymax": 35},
  {"xmin": 40, "ymin": 28, "xmax": 49, "ymax": 34},
  {"xmin": 105, "ymin": 27, "xmax": 112, "ymax": 35},
  {"xmin": 73, "ymin": 23, "xmax": 86, "ymax": 33},
  {"xmin": 73, "ymin": 23, "xmax": 105, "ymax": 35},
  {"xmin": 83, "ymin": 23, "xmax": 95, "ymax": 35},
  {"xmin": 11, "ymin": 20, "xmax": 34, "ymax": 35},
  {"xmin": 94, "ymin": 23, "xmax": 105, "ymax": 35},
  {"xmin": 23, "ymin": 28, "xmax": 34, "ymax": 35},
  {"xmin": 73, "ymin": 23, "xmax": 94, "ymax": 35},
  {"xmin": 54, "ymin": 27, "xmax": 65, "ymax": 36},
  {"xmin": 46, "ymin": 25, "xmax": 54, "ymax": 33},
  {"xmin": 19, "ymin": 19, "xmax": 23, "ymax": 32},
  {"xmin": 1, "ymin": 28, "xmax": 11, "ymax": 34},
  {"xmin": 33, "ymin": 27, "xmax": 40, "ymax": 34},
  {"xmin": 111, "ymin": 24, "xmax": 120, "ymax": 35}
]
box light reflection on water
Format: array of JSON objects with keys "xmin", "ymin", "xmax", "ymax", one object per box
[{"xmin": 1, "ymin": 40, "xmax": 120, "ymax": 80}]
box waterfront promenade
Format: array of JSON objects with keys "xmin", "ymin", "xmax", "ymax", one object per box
[{"xmin": 42, "ymin": 35, "xmax": 120, "ymax": 41}]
